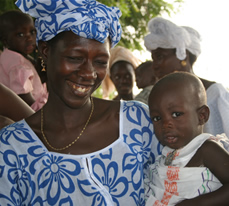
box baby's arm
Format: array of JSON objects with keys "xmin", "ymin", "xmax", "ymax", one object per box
[{"xmin": 176, "ymin": 139, "xmax": 229, "ymax": 206}]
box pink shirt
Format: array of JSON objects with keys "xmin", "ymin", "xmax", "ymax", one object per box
[{"xmin": 0, "ymin": 49, "xmax": 48, "ymax": 111}]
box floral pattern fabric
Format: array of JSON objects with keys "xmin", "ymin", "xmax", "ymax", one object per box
[
  {"xmin": 15, "ymin": 0, "xmax": 122, "ymax": 48},
  {"xmin": 0, "ymin": 100, "xmax": 161, "ymax": 206}
]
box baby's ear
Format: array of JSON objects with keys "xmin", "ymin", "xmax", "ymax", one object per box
[{"xmin": 197, "ymin": 105, "xmax": 210, "ymax": 125}]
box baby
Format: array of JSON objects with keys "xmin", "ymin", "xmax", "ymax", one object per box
[
  {"xmin": 145, "ymin": 72, "xmax": 229, "ymax": 205},
  {"xmin": 134, "ymin": 61, "xmax": 156, "ymax": 104},
  {"xmin": 0, "ymin": 10, "xmax": 48, "ymax": 111}
]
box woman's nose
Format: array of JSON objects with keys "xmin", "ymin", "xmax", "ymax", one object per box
[{"xmin": 79, "ymin": 62, "xmax": 97, "ymax": 79}]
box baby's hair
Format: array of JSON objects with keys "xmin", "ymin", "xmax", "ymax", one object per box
[
  {"xmin": 136, "ymin": 61, "xmax": 153, "ymax": 71},
  {"xmin": 150, "ymin": 71, "xmax": 206, "ymax": 105},
  {"xmin": 0, "ymin": 10, "xmax": 33, "ymax": 44}
]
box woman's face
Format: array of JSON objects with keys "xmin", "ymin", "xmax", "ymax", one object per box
[
  {"xmin": 151, "ymin": 48, "xmax": 183, "ymax": 80},
  {"xmin": 110, "ymin": 61, "xmax": 135, "ymax": 96},
  {"xmin": 41, "ymin": 31, "xmax": 110, "ymax": 108}
]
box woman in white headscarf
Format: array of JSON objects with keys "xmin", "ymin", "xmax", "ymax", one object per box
[
  {"xmin": 144, "ymin": 17, "xmax": 229, "ymax": 138},
  {"xmin": 0, "ymin": 1, "xmax": 161, "ymax": 205}
]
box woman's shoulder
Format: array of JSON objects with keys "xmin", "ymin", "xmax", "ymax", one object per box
[{"xmin": 199, "ymin": 78, "xmax": 215, "ymax": 90}]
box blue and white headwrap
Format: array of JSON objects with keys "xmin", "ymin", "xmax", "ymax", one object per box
[{"xmin": 15, "ymin": 0, "xmax": 122, "ymax": 48}]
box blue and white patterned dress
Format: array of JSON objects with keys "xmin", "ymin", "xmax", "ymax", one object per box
[{"xmin": 0, "ymin": 100, "xmax": 161, "ymax": 206}]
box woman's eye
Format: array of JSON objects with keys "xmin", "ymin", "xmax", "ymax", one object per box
[
  {"xmin": 152, "ymin": 116, "xmax": 161, "ymax": 122},
  {"xmin": 95, "ymin": 60, "xmax": 108, "ymax": 66},
  {"xmin": 114, "ymin": 75, "xmax": 120, "ymax": 80},
  {"xmin": 125, "ymin": 74, "xmax": 131, "ymax": 79},
  {"xmin": 67, "ymin": 56, "xmax": 84, "ymax": 62},
  {"xmin": 172, "ymin": 112, "xmax": 182, "ymax": 117}
]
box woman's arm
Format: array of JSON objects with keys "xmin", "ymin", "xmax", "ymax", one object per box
[
  {"xmin": 18, "ymin": 92, "xmax": 36, "ymax": 106},
  {"xmin": 176, "ymin": 139, "xmax": 229, "ymax": 206},
  {"xmin": 0, "ymin": 84, "xmax": 34, "ymax": 121}
]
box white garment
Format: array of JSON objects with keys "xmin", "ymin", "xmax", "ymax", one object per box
[
  {"xmin": 0, "ymin": 100, "xmax": 161, "ymax": 205},
  {"xmin": 205, "ymin": 83, "xmax": 229, "ymax": 137},
  {"xmin": 145, "ymin": 133, "xmax": 226, "ymax": 206}
]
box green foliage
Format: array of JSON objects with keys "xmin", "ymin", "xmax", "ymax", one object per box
[
  {"xmin": 99, "ymin": 0, "xmax": 184, "ymax": 51},
  {"xmin": 0, "ymin": 0, "xmax": 18, "ymax": 14}
]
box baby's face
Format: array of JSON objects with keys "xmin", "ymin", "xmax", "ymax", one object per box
[
  {"xmin": 149, "ymin": 82, "xmax": 201, "ymax": 149},
  {"xmin": 6, "ymin": 19, "xmax": 36, "ymax": 56}
]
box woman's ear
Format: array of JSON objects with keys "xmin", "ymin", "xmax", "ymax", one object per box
[
  {"xmin": 197, "ymin": 105, "xmax": 210, "ymax": 125},
  {"xmin": 38, "ymin": 40, "xmax": 49, "ymax": 62}
]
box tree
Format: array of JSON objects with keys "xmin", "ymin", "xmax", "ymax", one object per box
[{"xmin": 99, "ymin": 0, "xmax": 184, "ymax": 51}]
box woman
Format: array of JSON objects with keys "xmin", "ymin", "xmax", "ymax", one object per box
[
  {"xmin": 0, "ymin": 1, "xmax": 161, "ymax": 205},
  {"xmin": 144, "ymin": 17, "xmax": 229, "ymax": 138},
  {"xmin": 102, "ymin": 46, "xmax": 141, "ymax": 100}
]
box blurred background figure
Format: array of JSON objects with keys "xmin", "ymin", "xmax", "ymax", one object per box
[
  {"xmin": 102, "ymin": 46, "xmax": 141, "ymax": 100},
  {"xmin": 144, "ymin": 17, "xmax": 229, "ymax": 137},
  {"xmin": 134, "ymin": 61, "xmax": 156, "ymax": 104},
  {"xmin": 0, "ymin": 10, "xmax": 48, "ymax": 111},
  {"xmin": 0, "ymin": 83, "xmax": 34, "ymax": 129}
]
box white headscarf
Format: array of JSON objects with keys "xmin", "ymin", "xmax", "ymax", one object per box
[{"xmin": 144, "ymin": 17, "xmax": 201, "ymax": 60}]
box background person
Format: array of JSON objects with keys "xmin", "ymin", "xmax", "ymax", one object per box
[
  {"xmin": 144, "ymin": 16, "xmax": 229, "ymax": 138},
  {"xmin": 0, "ymin": 1, "xmax": 161, "ymax": 205},
  {"xmin": 102, "ymin": 45, "xmax": 141, "ymax": 100},
  {"xmin": 0, "ymin": 10, "xmax": 48, "ymax": 111},
  {"xmin": 134, "ymin": 60, "xmax": 156, "ymax": 104}
]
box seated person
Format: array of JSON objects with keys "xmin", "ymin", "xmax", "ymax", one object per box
[
  {"xmin": 145, "ymin": 72, "xmax": 229, "ymax": 205},
  {"xmin": 134, "ymin": 61, "xmax": 156, "ymax": 104}
]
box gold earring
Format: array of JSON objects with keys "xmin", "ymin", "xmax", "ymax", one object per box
[
  {"xmin": 181, "ymin": 60, "xmax": 187, "ymax": 67},
  {"xmin": 41, "ymin": 59, "xmax": 46, "ymax": 72}
]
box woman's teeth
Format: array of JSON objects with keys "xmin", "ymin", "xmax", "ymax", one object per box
[{"xmin": 72, "ymin": 84, "xmax": 89, "ymax": 93}]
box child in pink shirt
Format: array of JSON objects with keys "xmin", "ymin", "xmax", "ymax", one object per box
[{"xmin": 0, "ymin": 10, "xmax": 48, "ymax": 111}]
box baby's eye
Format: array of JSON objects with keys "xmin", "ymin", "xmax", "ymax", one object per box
[
  {"xmin": 30, "ymin": 29, "xmax": 36, "ymax": 35},
  {"xmin": 172, "ymin": 112, "xmax": 182, "ymax": 118},
  {"xmin": 17, "ymin": 33, "xmax": 24, "ymax": 37},
  {"xmin": 152, "ymin": 116, "xmax": 161, "ymax": 122}
]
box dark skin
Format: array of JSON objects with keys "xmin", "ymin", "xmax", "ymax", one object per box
[
  {"xmin": 0, "ymin": 83, "xmax": 34, "ymax": 129},
  {"xmin": 26, "ymin": 31, "xmax": 120, "ymax": 155},
  {"xmin": 135, "ymin": 61, "xmax": 156, "ymax": 89},
  {"xmin": 149, "ymin": 77, "xmax": 229, "ymax": 205},
  {"xmin": 2, "ymin": 13, "xmax": 37, "ymax": 106},
  {"xmin": 151, "ymin": 48, "xmax": 215, "ymax": 90},
  {"xmin": 110, "ymin": 61, "xmax": 135, "ymax": 100}
]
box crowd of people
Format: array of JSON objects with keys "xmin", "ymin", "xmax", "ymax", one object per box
[{"xmin": 0, "ymin": 0, "xmax": 229, "ymax": 205}]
